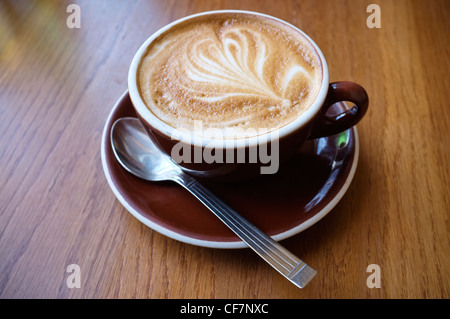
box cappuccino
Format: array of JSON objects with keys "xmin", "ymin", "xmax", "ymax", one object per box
[{"xmin": 138, "ymin": 12, "xmax": 323, "ymax": 139}]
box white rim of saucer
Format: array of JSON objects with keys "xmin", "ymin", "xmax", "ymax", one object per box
[
  {"xmin": 128, "ymin": 10, "xmax": 329, "ymax": 149},
  {"xmin": 101, "ymin": 91, "xmax": 359, "ymax": 249}
]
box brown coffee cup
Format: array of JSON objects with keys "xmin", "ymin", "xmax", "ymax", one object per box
[{"xmin": 128, "ymin": 10, "xmax": 368, "ymax": 181}]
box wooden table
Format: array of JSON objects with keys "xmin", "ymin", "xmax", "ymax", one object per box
[{"xmin": 1, "ymin": 0, "xmax": 449, "ymax": 299}]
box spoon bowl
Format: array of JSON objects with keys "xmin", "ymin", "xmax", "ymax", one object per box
[{"xmin": 111, "ymin": 117, "xmax": 181, "ymax": 181}]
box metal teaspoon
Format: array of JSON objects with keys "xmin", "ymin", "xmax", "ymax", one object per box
[{"xmin": 110, "ymin": 117, "xmax": 317, "ymax": 289}]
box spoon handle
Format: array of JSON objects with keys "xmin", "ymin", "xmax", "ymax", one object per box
[{"xmin": 175, "ymin": 174, "xmax": 317, "ymax": 289}]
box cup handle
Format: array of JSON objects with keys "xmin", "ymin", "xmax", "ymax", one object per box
[{"xmin": 309, "ymin": 81, "xmax": 369, "ymax": 139}]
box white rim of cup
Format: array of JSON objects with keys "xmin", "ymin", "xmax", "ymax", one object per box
[{"xmin": 128, "ymin": 10, "xmax": 329, "ymax": 149}]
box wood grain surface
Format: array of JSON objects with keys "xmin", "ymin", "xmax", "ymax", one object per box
[{"xmin": 0, "ymin": 0, "xmax": 449, "ymax": 299}]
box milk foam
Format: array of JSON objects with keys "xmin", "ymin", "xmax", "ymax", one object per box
[{"xmin": 138, "ymin": 13, "xmax": 322, "ymax": 139}]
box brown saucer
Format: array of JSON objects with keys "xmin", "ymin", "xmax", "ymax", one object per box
[{"xmin": 101, "ymin": 91, "xmax": 358, "ymax": 248}]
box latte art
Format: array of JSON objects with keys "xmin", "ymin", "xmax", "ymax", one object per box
[{"xmin": 138, "ymin": 13, "xmax": 322, "ymax": 138}]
